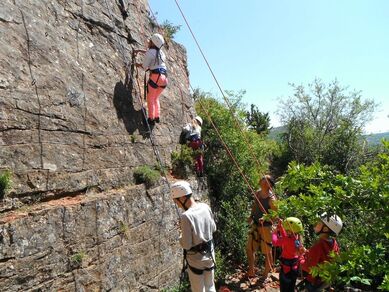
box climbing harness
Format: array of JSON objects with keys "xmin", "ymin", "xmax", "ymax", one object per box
[
  {"xmin": 181, "ymin": 240, "xmax": 216, "ymax": 276},
  {"xmin": 143, "ymin": 68, "xmax": 168, "ymax": 96}
]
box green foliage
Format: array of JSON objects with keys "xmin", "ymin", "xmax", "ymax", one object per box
[
  {"xmin": 214, "ymin": 249, "xmax": 230, "ymax": 281},
  {"xmin": 133, "ymin": 165, "xmax": 160, "ymax": 188},
  {"xmin": 0, "ymin": 170, "xmax": 12, "ymax": 200},
  {"xmin": 274, "ymin": 140, "xmax": 389, "ymax": 290},
  {"xmin": 193, "ymin": 89, "xmax": 276, "ymax": 266},
  {"xmin": 71, "ymin": 251, "xmax": 86, "ymax": 266},
  {"xmin": 218, "ymin": 196, "xmax": 250, "ymax": 263},
  {"xmin": 161, "ymin": 278, "xmax": 190, "ymax": 292},
  {"xmin": 278, "ymin": 78, "xmax": 377, "ymax": 173},
  {"xmin": 118, "ymin": 221, "xmax": 129, "ymax": 239},
  {"xmin": 171, "ymin": 145, "xmax": 194, "ymax": 178},
  {"xmin": 161, "ymin": 20, "xmax": 181, "ymax": 42},
  {"xmin": 246, "ymin": 104, "xmax": 271, "ymax": 135}
]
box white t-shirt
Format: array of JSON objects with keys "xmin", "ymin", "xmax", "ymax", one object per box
[
  {"xmin": 142, "ymin": 48, "xmax": 167, "ymax": 70},
  {"xmin": 183, "ymin": 123, "xmax": 202, "ymax": 139},
  {"xmin": 179, "ymin": 202, "xmax": 216, "ymax": 269}
]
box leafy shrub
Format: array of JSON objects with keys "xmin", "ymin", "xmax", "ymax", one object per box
[
  {"xmin": 171, "ymin": 145, "xmax": 193, "ymax": 178},
  {"xmin": 133, "ymin": 165, "xmax": 160, "ymax": 188},
  {"xmin": 161, "ymin": 277, "xmax": 189, "ymax": 292},
  {"xmin": 0, "ymin": 170, "xmax": 11, "ymax": 200},
  {"xmin": 218, "ymin": 196, "xmax": 250, "ymax": 264},
  {"xmin": 161, "ymin": 20, "xmax": 181, "ymax": 42},
  {"xmin": 71, "ymin": 251, "xmax": 86, "ymax": 268}
]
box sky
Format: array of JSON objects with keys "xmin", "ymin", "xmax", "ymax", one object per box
[{"xmin": 148, "ymin": 0, "xmax": 389, "ymax": 134}]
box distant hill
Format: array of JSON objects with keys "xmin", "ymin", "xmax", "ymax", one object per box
[
  {"xmin": 268, "ymin": 126, "xmax": 287, "ymax": 141},
  {"xmin": 364, "ymin": 131, "xmax": 389, "ymax": 144},
  {"xmin": 269, "ymin": 127, "xmax": 389, "ymax": 145}
]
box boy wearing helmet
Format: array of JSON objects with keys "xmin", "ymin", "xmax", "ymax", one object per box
[
  {"xmin": 246, "ymin": 175, "xmax": 277, "ymax": 281},
  {"xmin": 135, "ymin": 33, "xmax": 168, "ymax": 125},
  {"xmin": 182, "ymin": 116, "xmax": 205, "ymax": 176},
  {"xmin": 171, "ymin": 181, "xmax": 217, "ymax": 292},
  {"xmin": 302, "ymin": 212, "xmax": 343, "ymax": 291},
  {"xmin": 272, "ymin": 217, "xmax": 305, "ymax": 292}
]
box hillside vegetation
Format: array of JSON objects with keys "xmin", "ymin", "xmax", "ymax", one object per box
[{"xmin": 192, "ymin": 83, "xmax": 388, "ymax": 291}]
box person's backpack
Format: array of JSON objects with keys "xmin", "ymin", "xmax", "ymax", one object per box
[{"xmin": 179, "ymin": 128, "xmax": 190, "ymax": 145}]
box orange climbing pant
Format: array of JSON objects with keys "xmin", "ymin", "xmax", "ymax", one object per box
[
  {"xmin": 247, "ymin": 224, "xmax": 272, "ymax": 254},
  {"xmin": 147, "ymin": 73, "xmax": 167, "ymax": 119}
]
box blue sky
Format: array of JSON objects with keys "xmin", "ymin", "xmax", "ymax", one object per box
[{"xmin": 148, "ymin": 0, "xmax": 389, "ymax": 133}]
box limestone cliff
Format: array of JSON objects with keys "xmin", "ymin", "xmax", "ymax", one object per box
[{"xmin": 0, "ymin": 0, "xmax": 201, "ymax": 290}]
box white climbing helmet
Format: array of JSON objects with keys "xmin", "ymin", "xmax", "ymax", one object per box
[
  {"xmin": 320, "ymin": 212, "xmax": 343, "ymax": 236},
  {"xmin": 195, "ymin": 116, "xmax": 203, "ymax": 126},
  {"xmin": 150, "ymin": 33, "xmax": 165, "ymax": 49},
  {"xmin": 171, "ymin": 181, "xmax": 192, "ymax": 199}
]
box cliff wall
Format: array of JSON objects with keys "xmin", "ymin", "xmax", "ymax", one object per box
[{"xmin": 0, "ymin": 0, "xmax": 200, "ymax": 290}]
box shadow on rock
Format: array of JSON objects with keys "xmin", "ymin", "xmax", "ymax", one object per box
[{"xmin": 113, "ymin": 80, "xmax": 149, "ymax": 138}]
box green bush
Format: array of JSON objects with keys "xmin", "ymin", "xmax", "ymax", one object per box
[
  {"xmin": 161, "ymin": 20, "xmax": 181, "ymax": 42},
  {"xmin": 71, "ymin": 251, "xmax": 86, "ymax": 268},
  {"xmin": 0, "ymin": 170, "xmax": 11, "ymax": 200},
  {"xmin": 218, "ymin": 196, "xmax": 250, "ymax": 263},
  {"xmin": 161, "ymin": 277, "xmax": 189, "ymax": 292},
  {"xmin": 133, "ymin": 165, "xmax": 160, "ymax": 188},
  {"xmin": 171, "ymin": 145, "xmax": 193, "ymax": 178}
]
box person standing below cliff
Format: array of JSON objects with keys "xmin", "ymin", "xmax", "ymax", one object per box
[
  {"xmin": 181, "ymin": 116, "xmax": 205, "ymax": 177},
  {"xmin": 246, "ymin": 175, "xmax": 277, "ymax": 283},
  {"xmin": 171, "ymin": 180, "xmax": 217, "ymax": 292},
  {"xmin": 134, "ymin": 33, "xmax": 168, "ymax": 125}
]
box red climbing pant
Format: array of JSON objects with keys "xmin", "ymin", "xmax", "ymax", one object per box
[
  {"xmin": 189, "ymin": 140, "xmax": 204, "ymax": 175},
  {"xmin": 147, "ymin": 73, "xmax": 167, "ymax": 119}
]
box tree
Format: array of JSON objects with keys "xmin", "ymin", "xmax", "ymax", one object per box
[
  {"xmin": 246, "ymin": 104, "xmax": 272, "ymax": 135},
  {"xmin": 277, "ymin": 79, "xmax": 376, "ymax": 173}
]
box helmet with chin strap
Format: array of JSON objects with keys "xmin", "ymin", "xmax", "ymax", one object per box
[
  {"xmin": 320, "ymin": 212, "xmax": 343, "ymax": 236},
  {"xmin": 195, "ymin": 116, "xmax": 203, "ymax": 126},
  {"xmin": 171, "ymin": 181, "xmax": 192, "ymax": 199},
  {"xmin": 150, "ymin": 33, "xmax": 165, "ymax": 49},
  {"xmin": 283, "ymin": 217, "xmax": 304, "ymax": 233}
]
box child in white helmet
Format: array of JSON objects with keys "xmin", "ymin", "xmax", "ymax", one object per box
[
  {"xmin": 171, "ymin": 181, "xmax": 217, "ymax": 292},
  {"xmin": 302, "ymin": 212, "xmax": 343, "ymax": 291},
  {"xmin": 135, "ymin": 33, "xmax": 168, "ymax": 125},
  {"xmin": 181, "ymin": 116, "xmax": 205, "ymax": 176}
]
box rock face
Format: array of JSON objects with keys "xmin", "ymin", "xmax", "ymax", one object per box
[
  {"xmin": 0, "ymin": 0, "xmax": 194, "ymax": 200},
  {"xmin": 0, "ymin": 179, "xmax": 209, "ymax": 291},
  {"xmin": 0, "ymin": 0, "xmax": 202, "ymax": 290}
]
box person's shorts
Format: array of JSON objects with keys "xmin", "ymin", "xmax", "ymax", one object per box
[{"xmin": 248, "ymin": 223, "xmax": 272, "ymax": 254}]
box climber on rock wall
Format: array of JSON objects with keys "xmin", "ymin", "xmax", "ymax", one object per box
[{"xmin": 134, "ymin": 33, "xmax": 168, "ymax": 126}]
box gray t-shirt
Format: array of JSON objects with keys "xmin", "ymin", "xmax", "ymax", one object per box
[
  {"xmin": 179, "ymin": 202, "xmax": 216, "ymax": 269},
  {"xmin": 142, "ymin": 48, "xmax": 166, "ymax": 70}
]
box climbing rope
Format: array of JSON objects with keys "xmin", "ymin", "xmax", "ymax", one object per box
[{"xmin": 19, "ymin": 9, "xmax": 44, "ymax": 170}]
